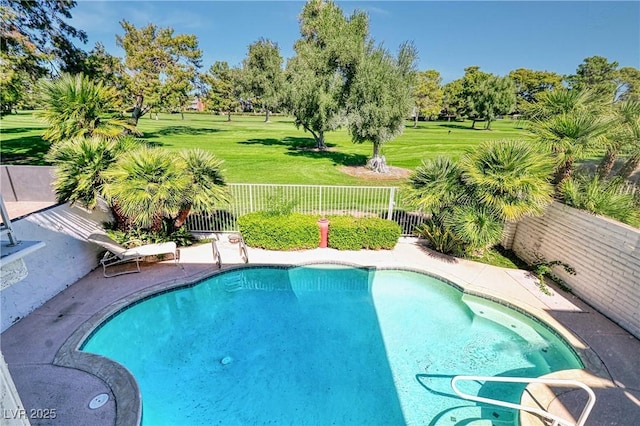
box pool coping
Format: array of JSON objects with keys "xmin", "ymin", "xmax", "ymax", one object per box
[{"xmin": 53, "ymin": 260, "xmax": 607, "ymax": 426}]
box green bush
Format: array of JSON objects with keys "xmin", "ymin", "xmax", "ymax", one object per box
[
  {"xmin": 327, "ymin": 216, "xmax": 401, "ymax": 250},
  {"xmin": 237, "ymin": 212, "xmax": 401, "ymax": 251},
  {"xmin": 237, "ymin": 212, "xmax": 318, "ymax": 250}
]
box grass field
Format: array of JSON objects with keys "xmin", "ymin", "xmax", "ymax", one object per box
[{"xmin": 0, "ymin": 111, "xmax": 532, "ymax": 185}]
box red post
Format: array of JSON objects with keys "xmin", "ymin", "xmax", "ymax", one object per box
[{"xmin": 318, "ymin": 218, "xmax": 329, "ymax": 248}]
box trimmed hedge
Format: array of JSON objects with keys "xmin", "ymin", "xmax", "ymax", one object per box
[
  {"xmin": 237, "ymin": 212, "xmax": 401, "ymax": 251},
  {"xmin": 237, "ymin": 212, "xmax": 318, "ymax": 250},
  {"xmin": 328, "ymin": 215, "xmax": 401, "ymax": 250}
]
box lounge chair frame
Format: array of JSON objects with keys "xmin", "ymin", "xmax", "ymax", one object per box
[{"xmin": 88, "ymin": 232, "xmax": 179, "ymax": 278}]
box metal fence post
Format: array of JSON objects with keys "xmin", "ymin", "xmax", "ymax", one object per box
[{"xmin": 387, "ymin": 187, "xmax": 396, "ymax": 220}]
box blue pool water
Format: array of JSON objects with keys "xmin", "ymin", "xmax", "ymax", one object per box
[{"xmin": 82, "ymin": 266, "xmax": 583, "ymax": 425}]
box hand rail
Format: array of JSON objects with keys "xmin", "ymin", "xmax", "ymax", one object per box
[{"xmin": 451, "ymin": 375, "xmax": 596, "ymax": 426}]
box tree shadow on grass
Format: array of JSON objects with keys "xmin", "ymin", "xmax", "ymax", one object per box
[
  {"xmin": 142, "ymin": 126, "xmax": 223, "ymax": 139},
  {"xmin": 438, "ymin": 123, "xmax": 477, "ymax": 130},
  {"xmin": 0, "ymin": 135, "xmax": 51, "ymax": 165},
  {"xmin": 238, "ymin": 136, "xmax": 336, "ymax": 150},
  {"xmin": 1, "ymin": 126, "xmax": 46, "ymax": 134}
]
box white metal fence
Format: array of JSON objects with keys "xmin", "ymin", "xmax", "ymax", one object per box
[{"xmin": 185, "ymin": 183, "xmax": 428, "ymax": 236}]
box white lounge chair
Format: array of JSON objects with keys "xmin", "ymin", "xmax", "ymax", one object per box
[{"xmin": 87, "ymin": 231, "xmax": 179, "ymax": 278}]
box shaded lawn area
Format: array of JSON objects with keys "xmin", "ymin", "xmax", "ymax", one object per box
[
  {"xmin": 1, "ymin": 111, "xmax": 532, "ymax": 185},
  {"xmin": 0, "ymin": 112, "xmax": 50, "ymax": 165}
]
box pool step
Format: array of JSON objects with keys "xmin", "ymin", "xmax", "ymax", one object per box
[{"xmin": 430, "ymin": 405, "xmax": 516, "ymax": 425}]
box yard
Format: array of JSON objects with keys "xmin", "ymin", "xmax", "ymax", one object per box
[{"xmin": 0, "ymin": 111, "xmax": 531, "ymax": 185}]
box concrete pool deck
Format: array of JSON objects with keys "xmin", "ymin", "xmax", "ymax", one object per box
[{"xmin": 1, "ymin": 237, "xmax": 639, "ymax": 425}]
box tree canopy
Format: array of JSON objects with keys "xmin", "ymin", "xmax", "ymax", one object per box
[
  {"xmin": 347, "ymin": 42, "xmax": 417, "ymax": 172},
  {"xmin": 412, "ymin": 70, "xmax": 443, "ymax": 125},
  {"xmin": 285, "ymin": 0, "xmax": 368, "ymax": 149},
  {"xmin": 116, "ymin": 20, "xmax": 202, "ymax": 125},
  {"xmin": 243, "ymin": 38, "xmax": 284, "ymax": 122}
]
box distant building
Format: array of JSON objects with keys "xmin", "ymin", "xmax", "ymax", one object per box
[{"xmin": 187, "ymin": 97, "xmax": 205, "ymax": 112}]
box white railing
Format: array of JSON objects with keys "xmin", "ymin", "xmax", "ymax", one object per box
[
  {"xmin": 186, "ymin": 183, "xmax": 427, "ymax": 236},
  {"xmin": 451, "ymin": 375, "xmax": 596, "ymax": 426}
]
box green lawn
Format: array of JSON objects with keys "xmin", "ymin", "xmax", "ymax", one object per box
[{"xmin": 1, "ymin": 111, "xmax": 532, "ymax": 185}]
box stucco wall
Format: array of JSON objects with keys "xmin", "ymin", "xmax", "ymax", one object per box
[
  {"xmin": 0, "ymin": 166, "xmax": 56, "ymax": 202},
  {"xmin": 510, "ymin": 202, "xmax": 640, "ymax": 339},
  {"xmin": 0, "ymin": 203, "xmax": 111, "ymax": 332}
]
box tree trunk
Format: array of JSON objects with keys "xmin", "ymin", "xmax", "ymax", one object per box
[
  {"xmin": 471, "ymin": 120, "xmax": 476, "ymax": 129},
  {"xmin": 413, "ymin": 114, "xmax": 418, "ymax": 128},
  {"xmin": 131, "ymin": 94, "xmax": 145, "ymax": 127},
  {"xmin": 617, "ymin": 155, "xmax": 640, "ymax": 180},
  {"xmin": 109, "ymin": 203, "xmax": 131, "ymax": 232},
  {"xmin": 181, "ymin": 111, "xmax": 184, "ymax": 120},
  {"xmin": 306, "ymin": 126, "xmax": 327, "ymax": 150},
  {"xmin": 227, "ymin": 110, "xmax": 232, "ymax": 121},
  {"xmin": 553, "ymin": 157, "xmax": 575, "ymax": 187},
  {"xmin": 174, "ymin": 205, "xmax": 192, "ymax": 229},
  {"xmin": 485, "ymin": 118, "xmax": 492, "ymax": 130},
  {"xmin": 598, "ymin": 147, "xmax": 618, "ymax": 179},
  {"xmin": 265, "ymin": 109, "xmax": 270, "ymax": 123},
  {"xmin": 367, "ymin": 142, "xmax": 389, "ymax": 173}
]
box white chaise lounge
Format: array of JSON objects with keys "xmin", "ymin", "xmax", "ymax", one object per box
[{"xmin": 88, "ymin": 231, "xmax": 179, "ymax": 278}]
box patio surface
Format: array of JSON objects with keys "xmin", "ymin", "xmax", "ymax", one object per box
[{"xmin": 1, "ymin": 237, "xmax": 639, "ymax": 425}]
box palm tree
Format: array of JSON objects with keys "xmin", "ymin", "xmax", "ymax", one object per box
[
  {"xmin": 173, "ymin": 149, "xmax": 229, "ymax": 229},
  {"xmin": 46, "ymin": 136, "xmax": 142, "ymax": 228},
  {"xmin": 405, "ymin": 140, "xmax": 555, "ymax": 254},
  {"xmin": 528, "ymin": 89, "xmax": 611, "ymax": 187},
  {"xmin": 103, "ymin": 147, "xmax": 228, "ymax": 231},
  {"xmin": 102, "ymin": 147, "xmax": 191, "ymax": 231},
  {"xmin": 598, "ymin": 100, "xmax": 640, "ymax": 179},
  {"xmin": 38, "ymin": 73, "xmax": 136, "ymax": 143},
  {"xmin": 404, "ymin": 156, "xmax": 467, "ymax": 215},
  {"xmin": 459, "ymin": 139, "xmax": 555, "ymax": 221}
]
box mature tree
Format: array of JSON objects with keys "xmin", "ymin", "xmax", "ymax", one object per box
[
  {"xmin": 285, "ymin": 0, "xmax": 367, "ymax": 149},
  {"xmin": 508, "ymin": 68, "xmax": 563, "ymax": 113},
  {"xmin": 243, "ymin": 38, "xmax": 283, "ymax": 122},
  {"xmin": 200, "ymin": 61, "xmax": 243, "ymax": 121},
  {"xmin": 441, "ymin": 79, "xmax": 464, "ymax": 121},
  {"xmin": 347, "ymin": 42, "xmax": 417, "ymax": 172},
  {"xmin": 529, "ymin": 89, "xmax": 611, "ymax": 186},
  {"xmin": 467, "ymin": 75, "xmax": 516, "ymax": 130},
  {"xmin": 460, "ymin": 66, "xmax": 491, "ymax": 125},
  {"xmin": 81, "ymin": 42, "xmax": 124, "ymax": 90},
  {"xmin": 616, "ymin": 67, "xmax": 640, "ymax": 102},
  {"xmin": 38, "ymin": 73, "xmax": 136, "ymax": 143},
  {"xmin": 412, "ymin": 70, "xmax": 443, "ymax": 126},
  {"xmin": 566, "ymin": 56, "xmax": 620, "ymax": 101},
  {"xmin": 0, "ymin": 0, "xmax": 87, "ymax": 74},
  {"xmin": 116, "ymin": 20, "xmax": 202, "ymax": 126}
]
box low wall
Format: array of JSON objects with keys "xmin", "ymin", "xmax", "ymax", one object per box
[
  {"xmin": 509, "ymin": 202, "xmax": 640, "ymax": 339},
  {"xmin": 0, "ymin": 202, "xmax": 111, "ymax": 332},
  {"xmin": 0, "ymin": 165, "xmax": 56, "ymax": 202}
]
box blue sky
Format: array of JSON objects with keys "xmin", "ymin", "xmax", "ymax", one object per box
[{"xmin": 70, "ymin": 1, "xmax": 639, "ymax": 83}]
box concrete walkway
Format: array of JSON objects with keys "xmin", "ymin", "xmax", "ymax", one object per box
[{"xmin": 1, "ymin": 237, "xmax": 639, "ymax": 425}]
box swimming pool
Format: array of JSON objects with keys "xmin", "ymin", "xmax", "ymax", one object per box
[{"xmin": 81, "ymin": 265, "xmax": 583, "ymax": 425}]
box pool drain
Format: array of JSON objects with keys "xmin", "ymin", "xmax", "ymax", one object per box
[{"xmin": 89, "ymin": 393, "xmax": 109, "ymax": 409}]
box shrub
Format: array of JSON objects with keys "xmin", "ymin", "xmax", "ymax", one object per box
[
  {"xmin": 327, "ymin": 216, "xmax": 401, "ymax": 250},
  {"xmin": 559, "ymin": 174, "xmax": 640, "ymax": 227},
  {"xmin": 237, "ymin": 213, "xmax": 401, "ymax": 251},
  {"xmin": 415, "ymin": 220, "xmax": 464, "ymax": 256},
  {"xmin": 237, "ymin": 212, "xmax": 318, "ymax": 250},
  {"xmin": 326, "ymin": 216, "xmax": 361, "ymax": 250}
]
